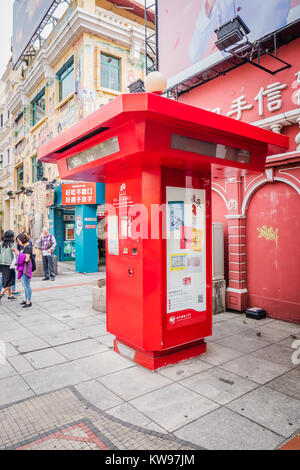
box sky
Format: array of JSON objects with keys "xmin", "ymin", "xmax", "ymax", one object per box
[{"xmin": 0, "ymin": 0, "xmax": 14, "ymax": 78}]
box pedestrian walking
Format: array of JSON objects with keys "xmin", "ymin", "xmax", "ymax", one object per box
[
  {"xmin": 0, "ymin": 230, "xmax": 17, "ymax": 302},
  {"xmin": 10, "ymin": 232, "xmax": 31, "ymax": 297},
  {"xmin": 17, "ymin": 232, "xmax": 33, "ymax": 251},
  {"xmin": 16, "ymin": 232, "xmax": 33, "ymax": 308},
  {"xmin": 39, "ymin": 227, "xmax": 56, "ymax": 281}
]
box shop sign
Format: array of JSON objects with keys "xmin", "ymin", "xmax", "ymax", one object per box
[{"xmin": 62, "ymin": 182, "xmax": 96, "ymax": 205}]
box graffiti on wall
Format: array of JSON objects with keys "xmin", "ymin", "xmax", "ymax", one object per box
[{"xmin": 257, "ymin": 225, "xmax": 279, "ymax": 246}]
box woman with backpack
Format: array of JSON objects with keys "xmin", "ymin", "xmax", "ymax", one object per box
[
  {"xmin": 0, "ymin": 230, "xmax": 17, "ymax": 302},
  {"xmin": 16, "ymin": 232, "xmax": 33, "ymax": 308}
]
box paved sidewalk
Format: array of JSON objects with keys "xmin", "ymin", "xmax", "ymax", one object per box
[{"xmin": 0, "ymin": 271, "xmax": 299, "ymax": 450}]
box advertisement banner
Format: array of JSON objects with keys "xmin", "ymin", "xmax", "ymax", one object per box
[
  {"xmin": 12, "ymin": 0, "xmax": 56, "ymax": 67},
  {"xmin": 157, "ymin": 0, "xmax": 300, "ymax": 89},
  {"xmin": 61, "ymin": 182, "xmax": 96, "ymax": 205},
  {"xmin": 166, "ymin": 186, "xmax": 206, "ymax": 329},
  {"xmin": 45, "ymin": 188, "xmax": 55, "ymax": 207}
]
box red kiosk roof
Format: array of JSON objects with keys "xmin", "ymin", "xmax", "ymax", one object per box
[
  {"xmin": 38, "ymin": 93, "xmax": 288, "ymax": 163},
  {"xmin": 38, "ymin": 93, "xmax": 288, "ymax": 182}
]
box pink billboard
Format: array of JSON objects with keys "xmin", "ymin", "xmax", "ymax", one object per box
[{"xmin": 157, "ymin": 0, "xmax": 300, "ymax": 89}]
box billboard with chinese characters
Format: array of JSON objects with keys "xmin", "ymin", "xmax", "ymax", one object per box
[
  {"xmin": 157, "ymin": 0, "xmax": 300, "ymax": 89},
  {"xmin": 12, "ymin": 0, "xmax": 56, "ymax": 67},
  {"xmin": 62, "ymin": 183, "xmax": 97, "ymax": 206}
]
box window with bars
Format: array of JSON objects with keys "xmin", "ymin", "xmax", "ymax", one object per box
[
  {"xmin": 101, "ymin": 53, "xmax": 120, "ymax": 92},
  {"xmin": 32, "ymin": 155, "xmax": 44, "ymax": 183},
  {"xmin": 57, "ymin": 56, "xmax": 74, "ymax": 102},
  {"xmin": 31, "ymin": 88, "xmax": 46, "ymax": 126},
  {"xmin": 16, "ymin": 164, "xmax": 24, "ymax": 191}
]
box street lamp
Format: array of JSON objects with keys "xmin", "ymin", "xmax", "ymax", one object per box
[
  {"xmin": 24, "ymin": 188, "xmax": 33, "ymax": 196},
  {"xmin": 144, "ymin": 72, "xmax": 167, "ymax": 95},
  {"xmin": 128, "ymin": 79, "xmax": 145, "ymax": 93},
  {"xmin": 7, "ymin": 191, "xmax": 15, "ymax": 199}
]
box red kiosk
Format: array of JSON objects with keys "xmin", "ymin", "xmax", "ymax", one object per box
[{"xmin": 38, "ymin": 93, "xmax": 288, "ymax": 369}]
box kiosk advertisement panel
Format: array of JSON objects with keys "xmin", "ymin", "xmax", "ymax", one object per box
[{"xmin": 166, "ymin": 187, "xmax": 206, "ymax": 327}]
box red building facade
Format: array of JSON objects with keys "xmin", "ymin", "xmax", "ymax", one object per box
[{"xmin": 180, "ymin": 38, "xmax": 300, "ymax": 323}]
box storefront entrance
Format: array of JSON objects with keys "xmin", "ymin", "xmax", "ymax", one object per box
[{"xmin": 48, "ymin": 182, "xmax": 105, "ymax": 273}]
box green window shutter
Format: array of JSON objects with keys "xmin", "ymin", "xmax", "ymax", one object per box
[
  {"xmin": 57, "ymin": 56, "xmax": 74, "ymax": 102},
  {"xmin": 31, "ymin": 87, "xmax": 46, "ymax": 126},
  {"xmin": 101, "ymin": 53, "xmax": 120, "ymax": 91}
]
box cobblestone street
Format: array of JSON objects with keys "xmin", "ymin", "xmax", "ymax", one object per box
[{"xmin": 0, "ymin": 270, "xmax": 299, "ymax": 450}]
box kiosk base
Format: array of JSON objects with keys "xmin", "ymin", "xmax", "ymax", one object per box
[{"xmin": 113, "ymin": 338, "xmax": 207, "ymax": 370}]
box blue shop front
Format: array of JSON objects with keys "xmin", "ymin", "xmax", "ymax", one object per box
[{"xmin": 47, "ymin": 182, "xmax": 105, "ymax": 273}]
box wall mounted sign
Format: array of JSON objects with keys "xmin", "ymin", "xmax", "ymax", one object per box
[
  {"xmin": 62, "ymin": 182, "xmax": 96, "ymax": 205},
  {"xmin": 45, "ymin": 188, "xmax": 55, "ymax": 207},
  {"xmin": 76, "ymin": 215, "xmax": 83, "ymax": 236}
]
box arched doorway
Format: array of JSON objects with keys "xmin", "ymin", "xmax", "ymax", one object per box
[{"xmin": 246, "ymin": 181, "xmax": 300, "ymax": 322}]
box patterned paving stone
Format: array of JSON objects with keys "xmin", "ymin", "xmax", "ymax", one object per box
[
  {"xmin": 15, "ymin": 422, "xmax": 110, "ymax": 450},
  {"xmin": 0, "ymin": 388, "xmax": 199, "ymax": 450}
]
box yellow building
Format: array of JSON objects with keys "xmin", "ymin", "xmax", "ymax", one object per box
[
  {"xmin": 0, "ymin": 62, "xmax": 20, "ymax": 234},
  {"xmin": 5, "ymin": 0, "xmax": 152, "ymax": 240}
]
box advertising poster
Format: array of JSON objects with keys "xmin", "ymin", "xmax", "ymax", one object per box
[
  {"xmin": 157, "ymin": 0, "xmax": 300, "ymax": 89},
  {"xmin": 63, "ymin": 241, "xmax": 75, "ymax": 259},
  {"xmin": 166, "ymin": 186, "xmax": 206, "ymax": 327}
]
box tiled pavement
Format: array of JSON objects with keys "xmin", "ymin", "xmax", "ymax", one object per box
[{"xmin": 0, "ymin": 271, "xmax": 299, "ymax": 450}]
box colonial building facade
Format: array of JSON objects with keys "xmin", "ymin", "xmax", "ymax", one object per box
[{"xmin": 0, "ymin": 0, "xmax": 151, "ymax": 271}]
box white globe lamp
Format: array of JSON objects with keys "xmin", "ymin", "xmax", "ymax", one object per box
[{"xmin": 144, "ymin": 71, "xmax": 167, "ymax": 95}]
